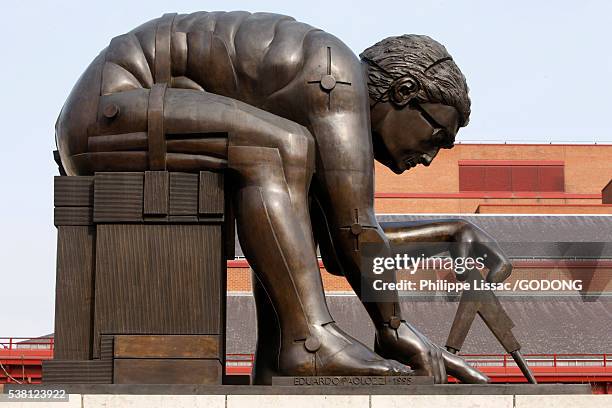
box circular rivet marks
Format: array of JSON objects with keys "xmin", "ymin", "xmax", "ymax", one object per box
[
  {"xmin": 103, "ymin": 103, "xmax": 120, "ymax": 119},
  {"xmin": 389, "ymin": 316, "xmax": 401, "ymax": 330},
  {"xmin": 304, "ymin": 336, "xmax": 321, "ymax": 353},
  {"xmin": 350, "ymin": 223, "xmax": 363, "ymax": 236},
  {"xmin": 320, "ymin": 74, "xmax": 337, "ymax": 91}
]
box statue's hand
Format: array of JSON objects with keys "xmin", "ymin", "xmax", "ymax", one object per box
[
  {"xmin": 375, "ymin": 321, "xmax": 490, "ymax": 384},
  {"xmin": 480, "ymin": 241, "xmax": 513, "ymax": 284},
  {"xmin": 450, "ymin": 222, "xmax": 513, "ymax": 284}
]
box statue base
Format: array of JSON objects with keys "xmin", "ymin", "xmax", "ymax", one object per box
[
  {"xmin": 46, "ymin": 172, "xmax": 234, "ymax": 385},
  {"xmin": 2, "ymin": 384, "xmax": 604, "ymax": 408},
  {"xmin": 2, "ymin": 383, "xmax": 592, "ymax": 395}
]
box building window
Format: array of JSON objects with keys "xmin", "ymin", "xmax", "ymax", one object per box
[{"xmin": 459, "ymin": 160, "xmax": 565, "ymax": 192}]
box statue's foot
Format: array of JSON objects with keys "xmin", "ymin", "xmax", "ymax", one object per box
[
  {"xmin": 279, "ymin": 322, "xmax": 413, "ymax": 377},
  {"xmin": 375, "ymin": 322, "xmax": 490, "ymax": 384}
]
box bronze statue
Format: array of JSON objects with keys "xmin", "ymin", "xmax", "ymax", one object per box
[{"xmin": 55, "ymin": 11, "xmax": 516, "ymax": 384}]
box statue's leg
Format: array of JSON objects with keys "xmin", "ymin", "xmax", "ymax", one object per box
[
  {"xmin": 251, "ymin": 273, "xmax": 280, "ymax": 384},
  {"xmin": 227, "ymin": 125, "xmax": 410, "ymax": 381},
  {"xmin": 162, "ymin": 90, "xmax": 411, "ymax": 381}
]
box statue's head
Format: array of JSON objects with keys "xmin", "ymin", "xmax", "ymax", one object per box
[{"xmin": 361, "ymin": 35, "xmax": 470, "ymax": 174}]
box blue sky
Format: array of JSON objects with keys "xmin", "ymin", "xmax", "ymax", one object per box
[{"xmin": 1, "ymin": 0, "xmax": 611, "ymax": 335}]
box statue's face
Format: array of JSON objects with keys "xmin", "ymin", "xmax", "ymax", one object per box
[{"xmin": 371, "ymin": 102, "xmax": 460, "ymax": 174}]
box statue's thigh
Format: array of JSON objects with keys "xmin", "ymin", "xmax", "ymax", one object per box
[
  {"xmin": 164, "ymin": 89, "xmax": 314, "ymax": 171},
  {"xmin": 81, "ymin": 87, "xmax": 313, "ymax": 175}
]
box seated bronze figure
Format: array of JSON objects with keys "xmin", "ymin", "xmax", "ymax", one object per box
[{"xmin": 55, "ymin": 11, "xmax": 514, "ymax": 384}]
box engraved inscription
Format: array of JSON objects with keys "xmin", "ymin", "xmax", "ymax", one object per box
[{"xmin": 272, "ymin": 376, "xmax": 433, "ymax": 386}]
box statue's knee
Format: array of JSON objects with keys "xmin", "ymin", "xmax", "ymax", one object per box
[
  {"xmin": 228, "ymin": 145, "xmax": 288, "ymax": 193},
  {"xmin": 281, "ymin": 126, "xmax": 315, "ymax": 170},
  {"xmin": 236, "ymin": 127, "xmax": 309, "ymax": 172},
  {"xmin": 451, "ymin": 219, "xmax": 478, "ymax": 243}
]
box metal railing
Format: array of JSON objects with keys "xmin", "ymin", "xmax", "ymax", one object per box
[
  {"xmin": 1, "ymin": 340, "xmax": 608, "ymax": 370},
  {"xmin": 462, "ymin": 353, "xmax": 608, "ymax": 368},
  {"xmin": 225, "ymin": 353, "xmax": 610, "ymax": 372},
  {"xmin": 0, "ymin": 337, "xmax": 54, "ymax": 359}
]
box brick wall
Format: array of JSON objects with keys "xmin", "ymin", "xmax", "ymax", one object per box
[
  {"xmin": 227, "ymin": 265, "xmax": 353, "ymax": 293},
  {"xmin": 375, "ymin": 144, "xmax": 612, "ymax": 214}
]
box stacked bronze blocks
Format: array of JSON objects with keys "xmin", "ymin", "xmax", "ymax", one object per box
[{"xmin": 43, "ymin": 171, "xmax": 232, "ymax": 384}]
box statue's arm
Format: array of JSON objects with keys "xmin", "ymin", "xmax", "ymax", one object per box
[
  {"xmin": 380, "ymin": 220, "xmax": 513, "ymax": 283},
  {"xmin": 308, "ymin": 109, "xmax": 396, "ymax": 296}
]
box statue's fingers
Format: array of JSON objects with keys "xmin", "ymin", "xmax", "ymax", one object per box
[
  {"xmin": 442, "ymin": 350, "xmax": 490, "ymax": 384},
  {"xmin": 427, "ymin": 349, "xmax": 441, "ymax": 384},
  {"xmin": 475, "ymin": 241, "xmax": 512, "ymax": 283},
  {"xmin": 485, "ymin": 252, "xmax": 513, "ymax": 283},
  {"xmin": 436, "ymin": 348, "xmax": 448, "ymax": 384}
]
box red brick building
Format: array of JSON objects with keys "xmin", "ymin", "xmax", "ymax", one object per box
[{"xmin": 374, "ymin": 143, "xmax": 612, "ymax": 214}]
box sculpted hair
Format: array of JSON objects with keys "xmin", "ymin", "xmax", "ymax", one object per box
[{"xmin": 360, "ymin": 34, "xmax": 471, "ymax": 126}]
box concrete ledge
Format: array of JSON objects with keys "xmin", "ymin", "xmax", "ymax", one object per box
[
  {"xmin": 84, "ymin": 395, "xmax": 225, "ymax": 408},
  {"xmin": 515, "ymin": 394, "xmax": 612, "ymax": 408},
  {"xmin": 373, "ymin": 394, "xmax": 512, "ymax": 408},
  {"xmin": 228, "ymin": 395, "xmax": 369, "ymax": 408},
  {"xmin": 0, "ymin": 393, "xmax": 609, "ymax": 408},
  {"xmin": 1, "ymin": 384, "xmax": 592, "ymax": 395},
  {"xmin": 0, "ymin": 394, "xmax": 81, "ymax": 407}
]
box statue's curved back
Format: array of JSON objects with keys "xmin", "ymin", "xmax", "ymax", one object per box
[{"xmin": 55, "ymin": 11, "xmax": 327, "ymax": 175}]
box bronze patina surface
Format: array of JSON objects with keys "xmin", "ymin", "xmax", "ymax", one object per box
[{"xmin": 55, "ymin": 11, "xmax": 527, "ymax": 384}]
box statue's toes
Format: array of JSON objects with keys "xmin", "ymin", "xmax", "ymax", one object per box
[
  {"xmin": 317, "ymin": 342, "xmax": 413, "ymax": 377},
  {"xmin": 387, "ymin": 359, "xmax": 414, "ymax": 376}
]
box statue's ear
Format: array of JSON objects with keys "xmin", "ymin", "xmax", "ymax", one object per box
[{"xmin": 390, "ymin": 76, "xmax": 420, "ymax": 107}]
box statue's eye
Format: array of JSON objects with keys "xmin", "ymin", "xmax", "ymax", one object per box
[{"xmin": 432, "ymin": 129, "xmax": 455, "ymax": 148}]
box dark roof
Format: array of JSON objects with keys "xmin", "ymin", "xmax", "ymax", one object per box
[
  {"xmin": 226, "ymin": 294, "xmax": 612, "ymax": 355},
  {"xmin": 378, "ymin": 214, "xmax": 612, "ymax": 259},
  {"xmin": 378, "ymin": 214, "xmax": 612, "ymax": 242},
  {"xmin": 233, "ymin": 215, "xmax": 612, "ymax": 259}
]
